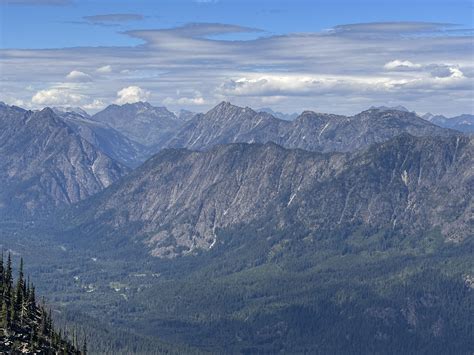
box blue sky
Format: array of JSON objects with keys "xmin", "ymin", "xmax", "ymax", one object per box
[
  {"xmin": 1, "ymin": 0, "xmax": 473, "ymax": 115},
  {"xmin": 2, "ymin": 0, "xmax": 473, "ymax": 49}
]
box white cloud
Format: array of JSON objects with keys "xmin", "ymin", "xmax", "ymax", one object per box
[
  {"xmin": 443, "ymin": 66, "xmax": 464, "ymax": 79},
  {"xmin": 83, "ymin": 99, "xmax": 106, "ymax": 110},
  {"xmin": 384, "ymin": 60, "xmax": 422, "ymax": 70},
  {"xmin": 66, "ymin": 70, "xmax": 92, "ymax": 82},
  {"xmin": 31, "ymin": 88, "xmax": 84, "ymax": 105},
  {"xmin": 2, "ymin": 21, "xmax": 473, "ymax": 116},
  {"xmin": 115, "ymin": 86, "xmax": 150, "ymax": 104},
  {"xmin": 218, "ymin": 75, "xmax": 386, "ymax": 97},
  {"xmin": 97, "ymin": 65, "xmax": 112, "ymax": 73},
  {"xmin": 163, "ymin": 96, "xmax": 206, "ymax": 106}
]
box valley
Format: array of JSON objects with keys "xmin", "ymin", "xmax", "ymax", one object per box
[{"xmin": 0, "ymin": 100, "xmax": 472, "ymax": 353}]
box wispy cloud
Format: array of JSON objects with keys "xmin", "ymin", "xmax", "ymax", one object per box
[
  {"xmin": 1, "ymin": 21, "xmax": 473, "ymax": 115},
  {"xmin": 83, "ymin": 13, "xmax": 144, "ymax": 25},
  {"xmin": 96, "ymin": 65, "xmax": 113, "ymax": 73}
]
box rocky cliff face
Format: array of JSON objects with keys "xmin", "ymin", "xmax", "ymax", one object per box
[
  {"xmin": 168, "ymin": 102, "xmax": 455, "ymax": 153},
  {"xmin": 0, "ymin": 105, "xmax": 129, "ymax": 217},
  {"xmin": 92, "ymin": 102, "xmax": 184, "ymax": 148},
  {"xmin": 55, "ymin": 109, "xmax": 148, "ymax": 167},
  {"xmin": 72, "ymin": 134, "xmax": 472, "ymax": 257}
]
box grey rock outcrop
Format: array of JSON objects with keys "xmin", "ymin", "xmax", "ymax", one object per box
[{"xmin": 0, "ymin": 105, "xmax": 129, "ymax": 217}]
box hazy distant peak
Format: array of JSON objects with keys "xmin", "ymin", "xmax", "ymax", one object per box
[
  {"xmin": 177, "ymin": 109, "xmax": 198, "ymax": 121},
  {"xmin": 258, "ymin": 107, "xmax": 299, "ymax": 121},
  {"xmin": 123, "ymin": 101, "xmax": 153, "ymax": 108},
  {"xmin": 369, "ymin": 105, "xmax": 410, "ymax": 112},
  {"xmin": 52, "ymin": 106, "xmax": 90, "ymax": 117},
  {"xmin": 92, "ymin": 100, "xmax": 183, "ymax": 147}
]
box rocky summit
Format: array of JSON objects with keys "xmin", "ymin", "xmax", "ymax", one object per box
[{"xmin": 92, "ymin": 101, "xmax": 184, "ymax": 148}]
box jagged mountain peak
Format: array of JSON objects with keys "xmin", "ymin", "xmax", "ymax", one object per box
[
  {"xmin": 38, "ymin": 106, "xmax": 56, "ymax": 116},
  {"xmin": 207, "ymin": 101, "xmax": 257, "ymax": 117},
  {"xmin": 0, "ymin": 101, "xmax": 26, "ymax": 114},
  {"xmin": 52, "ymin": 106, "xmax": 90, "ymax": 117},
  {"xmin": 27, "ymin": 107, "xmax": 70, "ymax": 127},
  {"xmin": 92, "ymin": 101, "xmax": 183, "ymax": 147}
]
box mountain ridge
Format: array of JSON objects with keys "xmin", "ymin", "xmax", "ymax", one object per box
[
  {"xmin": 167, "ymin": 101, "xmax": 457, "ymax": 153},
  {"xmin": 64, "ymin": 133, "xmax": 473, "ymax": 258},
  {"xmin": 0, "ymin": 104, "xmax": 129, "ymax": 218},
  {"xmin": 91, "ymin": 101, "xmax": 184, "ymax": 148}
]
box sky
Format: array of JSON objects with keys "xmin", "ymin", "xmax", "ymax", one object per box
[{"xmin": 0, "ymin": 0, "xmax": 473, "ymax": 116}]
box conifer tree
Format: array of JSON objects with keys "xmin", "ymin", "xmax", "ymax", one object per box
[
  {"xmin": 0, "ymin": 252, "xmax": 4, "ymax": 297},
  {"xmin": 27, "ymin": 284, "xmax": 36, "ymax": 319},
  {"xmin": 0, "ymin": 300, "xmax": 8, "ymax": 331},
  {"xmin": 15, "ymin": 258, "xmax": 25, "ymax": 323},
  {"xmin": 0, "ymin": 256, "xmax": 79, "ymax": 353},
  {"xmin": 5, "ymin": 253, "xmax": 13, "ymax": 299}
]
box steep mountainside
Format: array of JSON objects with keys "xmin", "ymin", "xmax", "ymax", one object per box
[
  {"xmin": 168, "ymin": 102, "xmax": 285, "ymax": 150},
  {"xmin": 0, "ymin": 104, "xmax": 129, "ymax": 218},
  {"xmin": 68, "ymin": 134, "xmax": 472, "ymax": 258},
  {"xmin": 168, "ymin": 102, "xmax": 455, "ymax": 152},
  {"xmin": 54, "ymin": 109, "xmax": 148, "ymax": 167},
  {"xmin": 92, "ymin": 102, "xmax": 184, "ymax": 148}
]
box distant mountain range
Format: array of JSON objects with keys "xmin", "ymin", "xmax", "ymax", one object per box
[
  {"xmin": 0, "ymin": 100, "xmax": 466, "ymax": 220},
  {"xmin": 258, "ymin": 107, "xmax": 299, "ymax": 120},
  {"xmin": 422, "ymin": 112, "xmax": 474, "ymax": 133},
  {"xmin": 168, "ymin": 101, "xmax": 454, "ymax": 153}
]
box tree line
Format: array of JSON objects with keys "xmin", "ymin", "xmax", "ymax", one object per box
[{"xmin": 0, "ymin": 252, "xmax": 86, "ymax": 354}]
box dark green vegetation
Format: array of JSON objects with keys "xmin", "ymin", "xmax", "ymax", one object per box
[
  {"xmin": 0, "ymin": 254, "xmax": 83, "ymax": 353},
  {"xmin": 3, "ymin": 210, "xmax": 473, "ymax": 354}
]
